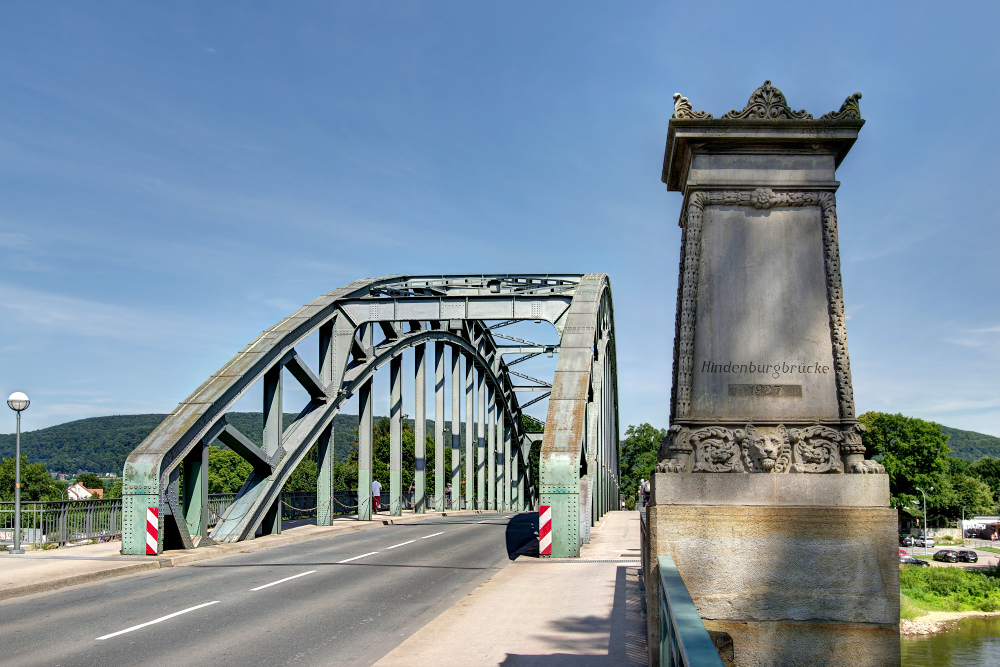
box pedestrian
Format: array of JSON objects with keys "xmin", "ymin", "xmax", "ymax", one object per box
[
  {"xmin": 445, "ymin": 483, "xmax": 453, "ymax": 509},
  {"xmin": 642, "ymin": 479, "xmax": 651, "ymax": 508},
  {"xmin": 371, "ymin": 478, "xmax": 382, "ymax": 514}
]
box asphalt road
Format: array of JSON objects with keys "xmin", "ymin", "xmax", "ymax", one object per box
[{"xmin": 0, "ymin": 513, "xmax": 537, "ymax": 667}]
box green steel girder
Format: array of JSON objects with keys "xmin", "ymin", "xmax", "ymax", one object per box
[
  {"xmin": 538, "ymin": 274, "xmax": 620, "ymax": 558},
  {"xmin": 123, "ymin": 274, "xmax": 616, "ymax": 554}
]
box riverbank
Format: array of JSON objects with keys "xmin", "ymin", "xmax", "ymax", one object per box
[
  {"xmin": 900, "ymin": 564, "xmax": 1000, "ymax": 635},
  {"xmin": 901, "ymin": 609, "xmax": 1000, "ymax": 635}
]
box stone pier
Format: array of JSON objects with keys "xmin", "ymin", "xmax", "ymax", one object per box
[{"xmin": 647, "ymin": 82, "xmax": 900, "ymax": 666}]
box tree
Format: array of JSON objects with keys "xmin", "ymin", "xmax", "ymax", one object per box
[
  {"xmin": 208, "ymin": 446, "xmax": 252, "ymax": 494},
  {"xmin": 0, "ymin": 456, "xmax": 64, "ymax": 501},
  {"xmin": 106, "ymin": 479, "xmax": 123, "ymax": 498},
  {"xmin": 859, "ymin": 412, "xmax": 951, "ymax": 510},
  {"xmin": 75, "ymin": 472, "xmax": 103, "ymax": 491},
  {"xmin": 620, "ymin": 424, "xmax": 666, "ymax": 509},
  {"xmin": 972, "ymin": 457, "xmax": 1000, "ymax": 503}
]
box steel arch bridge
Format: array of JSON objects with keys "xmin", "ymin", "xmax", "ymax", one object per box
[{"xmin": 122, "ymin": 274, "xmax": 619, "ymax": 558}]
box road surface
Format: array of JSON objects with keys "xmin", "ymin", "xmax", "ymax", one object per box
[{"xmin": 1, "ymin": 513, "xmax": 536, "ymax": 667}]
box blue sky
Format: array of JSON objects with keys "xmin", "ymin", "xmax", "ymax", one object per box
[{"xmin": 1, "ymin": 2, "xmax": 999, "ymax": 437}]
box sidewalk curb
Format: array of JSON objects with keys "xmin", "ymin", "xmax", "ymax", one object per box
[{"xmin": 0, "ymin": 510, "xmax": 488, "ymax": 602}]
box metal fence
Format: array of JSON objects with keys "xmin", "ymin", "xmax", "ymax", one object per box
[
  {"xmin": 0, "ymin": 499, "xmax": 121, "ymax": 548},
  {"xmin": 2, "ymin": 490, "xmax": 468, "ymax": 548},
  {"xmin": 657, "ymin": 556, "xmax": 724, "ymax": 667}
]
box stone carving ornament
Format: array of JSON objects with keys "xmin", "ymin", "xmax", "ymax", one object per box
[
  {"xmin": 656, "ymin": 422, "xmax": 884, "ymax": 474},
  {"xmin": 721, "ymin": 80, "xmax": 812, "ymax": 120},
  {"xmin": 671, "ymin": 93, "xmax": 713, "ymax": 119}
]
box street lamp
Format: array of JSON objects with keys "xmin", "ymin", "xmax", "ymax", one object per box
[
  {"xmin": 6, "ymin": 392, "xmax": 29, "ymax": 555},
  {"xmin": 915, "ymin": 486, "xmax": 933, "ymax": 556}
]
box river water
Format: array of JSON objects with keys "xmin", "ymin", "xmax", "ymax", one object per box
[{"xmin": 902, "ymin": 616, "xmax": 1000, "ymax": 666}]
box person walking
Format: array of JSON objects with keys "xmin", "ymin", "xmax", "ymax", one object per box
[
  {"xmin": 371, "ymin": 478, "xmax": 382, "ymax": 514},
  {"xmin": 445, "ymin": 483, "xmax": 453, "ymax": 509}
]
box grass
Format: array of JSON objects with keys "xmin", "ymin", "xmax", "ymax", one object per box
[{"xmin": 899, "ymin": 564, "xmax": 1000, "ymax": 619}]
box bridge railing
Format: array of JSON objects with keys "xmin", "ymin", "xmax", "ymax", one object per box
[
  {"xmin": 2, "ymin": 491, "xmax": 473, "ymax": 549},
  {"xmin": 657, "ymin": 556, "xmax": 725, "ymax": 667},
  {"xmin": 0, "ymin": 498, "xmax": 122, "ymax": 548}
]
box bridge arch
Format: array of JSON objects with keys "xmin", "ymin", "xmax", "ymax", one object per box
[{"xmin": 122, "ymin": 274, "xmax": 618, "ymax": 557}]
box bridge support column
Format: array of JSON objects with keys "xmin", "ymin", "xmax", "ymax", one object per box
[
  {"xmin": 358, "ymin": 367, "xmax": 374, "ymax": 519},
  {"xmin": 488, "ymin": 384, "xmax": 496, "ymax": 510},
  {"xmin": 318, "ymin": 321, "xmax": 335, "ymax": 526},
  {"xmin": 317, "ymin": 423, "xmax": 334, "ymax": 525},
  {"xmin": 414, "ymin": 343, "xmax": 426, "ymax": 513},
  {"xmin": 182, "ymin": 440, "xmax": 208, "ymax": 542},
  {"xmin": 390, "ymin": 354, "xmax": 403, "ymax": 516},
  {"xmin": 260, "ymin": 365, "xmax": 282, "ymax": 536},
  {"xmin": 434, "ymin": 341, "xmax": 445, "ymax": 512},
  {"xmin": 498, "ymin": 407, "xmax": 506, "ymax": 511},
  {"xmin": 476, "ymin": 369, "xmax": 486, "ymax": 510},
  {"xmin": 451, "ymin": 345, "xmax": 462, "ymax": 509},
  {"xmin": 464, "ymin": 353, "xmax": 474, "ymax": 511}
]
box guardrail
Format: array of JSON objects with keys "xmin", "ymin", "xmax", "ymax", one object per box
[
  {"xmin": 657, "ymin": 556, "xmax": 725, "ymax": 667},
  {"xmin": 2, "ymin": 490, "xmax": 469, "ymax": 548}
]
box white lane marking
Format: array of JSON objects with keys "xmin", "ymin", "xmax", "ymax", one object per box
[
  {"xmin": 95, "ymin": 601, "xmax": 220, "ymax": 640},
  {"xmin": 250, "ymin": 570, "xmax": 316, "ymax": 591},
  {"xmin": 385, "ymin": 540, "xmax": 415, "ymax": 550},
  {"xmin": 421, "ymin": 532, "xmax": 445, "ymax": 539},
  {"xmin": 337, "ymin": 551, "xmax": 379, "ymax": 563},
  {"xmin": 477, "ymin": 520, "xmax": 489, "ymax": 523}
]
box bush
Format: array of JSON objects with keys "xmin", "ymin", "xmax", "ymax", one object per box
[{"xmin": 900, "ymin": 565, "xmax": 1000, "ymax": 613}]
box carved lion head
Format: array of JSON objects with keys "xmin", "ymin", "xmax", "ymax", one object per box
[{"xmin": 741, "ymin": 424, "xmax": 790, "ymax": 473}]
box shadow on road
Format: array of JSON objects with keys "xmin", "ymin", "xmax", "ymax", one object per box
[{"xmin": 506, "ymin": 512, "xmax": 538, "ymax": 560}]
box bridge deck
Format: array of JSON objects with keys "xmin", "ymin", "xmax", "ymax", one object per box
[{"xmin": 374, "ymin": 510, "xmax": 646, "ymax": 666}]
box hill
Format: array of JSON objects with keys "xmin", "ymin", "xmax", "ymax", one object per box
[
  {"xmin": 942, "ymin": 425, "xmax": 1000, "ymax": 461},
  {"xmin": 0, "ymin": 413, "xmax": 363, "ymax": 475}
]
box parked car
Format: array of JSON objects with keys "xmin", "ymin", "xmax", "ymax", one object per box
[
  {"xmin": 957, "ymin": 550, "xmax": 979, "ymax": 563},
  {"xmin": 898, "ymin": 548, "xmax": 908, "ymax": 558},
  {"xmin": 933, "ymin": 550, "xmax": 959, "ymax": 563},
  {"xmin": 915, "ymin": 536, "xmax": 935, "ymax": 548},
  {"xmin": 900, "ymin": 535, "xmax": 915, "ymax": 547},
  {"xmin": 900, "ymin": 556, "xmax": 930, "ymax": 567}
]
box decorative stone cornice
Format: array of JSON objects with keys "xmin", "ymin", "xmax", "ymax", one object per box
[
  {"xmin": 820, "ymin": 92, "xmax": 863, "ymax": 120},
  {"xmin": 670, "ymin": 81, "xmax": 863, "ymax": 122},
  {"xmin": 722, "ymin": 80, "xmax": 812, "ymax": 120},
  {"xmin": 671, "ymin": 93, "xmax": 713, "ymax": 119}
]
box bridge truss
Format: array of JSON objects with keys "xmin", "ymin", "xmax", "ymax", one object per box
[{"xmin": 122, "ymin": 274, "xmax": 619, "ymax": 558}]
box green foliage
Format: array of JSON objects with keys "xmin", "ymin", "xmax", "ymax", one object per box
[
  {"xmin": 0, "ymin": 456, "xmax": 64, "ymax": 501},
  {"xmin": 972, "ymin": 457, "xmax": 1000, "ymax": 504},
  {"xmin": 208, "ymin": 446, "xmax": 252, "ymax": 494},
  {"xmin": 900, "ymin": 565, "xmax": 1000, "ymax": 613},
  {"xmin": 620, "ymin": 423, "xmax": 666, "ymax": 504},
  {"xmin": 859, "ymin": 412, "xmax": 951, "ymax": 510},
  {"xmin": 942, "ymin": 425, "xmax": 1000, "ymax": 462},
  {"xmin": 106, "ymin": 479, "xmax": 123, "ymax": 498},
  {"xmin": 75, "ymin": 472, "xmax": 103, "ymax": 491}
]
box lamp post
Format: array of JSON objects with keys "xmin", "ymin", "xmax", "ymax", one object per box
[
  {"xmin": 916, "ymin": 486, "xmax": 933, "ymax": 556},
  {"xmin": 6, "ymin": 392, "xmax": 30, "ymax": 555}
]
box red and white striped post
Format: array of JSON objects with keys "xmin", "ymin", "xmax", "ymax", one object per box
[
  {"xmin": 538, "ymin": 505, "xmax": 552, "ymax": 556},
  {"xmin": 146, "ymin": 506, "xmax": 159, "ymax": 555}
]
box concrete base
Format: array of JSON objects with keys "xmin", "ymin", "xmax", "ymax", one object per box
[{"xmin": 645, "ymin": 473, "xmax": 900, "ymax": 667}]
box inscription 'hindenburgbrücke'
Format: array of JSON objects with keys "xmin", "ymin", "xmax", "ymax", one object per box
[
  {"xmin": 702, "ymin": 360, "xmax": 830, "ymax": 379},
  {"xmin": 728, "ymin": 384, "xmax": 802, "ymax": 397}
]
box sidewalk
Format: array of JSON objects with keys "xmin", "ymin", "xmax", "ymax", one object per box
[
  {"xmin": 0, "ymin": 509, "xmax": 476, "ymax": 602},
  {"xmin": 373, "ymin": 510, "xmax": 647, "ymax": 667}
]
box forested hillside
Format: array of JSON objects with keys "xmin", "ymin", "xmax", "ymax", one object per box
[
  {"xmin": 942, "ymin": 425, "xmax": 1000, "ymax": 461},
  {"xmin": 0, "ymin": 413, "xmax": 362, "ymax": 475}
]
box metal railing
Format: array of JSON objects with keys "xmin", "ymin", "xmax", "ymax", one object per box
[
  {"xmin": 0, "ymin": 499, "xmax": 121, "ymax": 548},
  {"xmin": 2, "ymin": 490, "xmax": 471, "ymax": 548},
  {"xmin": 657, "ymin": 556, "xmax": 725, "ymax": 667}
]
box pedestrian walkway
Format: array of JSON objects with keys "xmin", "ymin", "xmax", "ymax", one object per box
[
  {"xmin": 373, "ymin": 510, "xmax": 647, "ymax": 667},
  {"xmin": 0, "ymin": 509, "xmax": 473, "ymax": 601}
]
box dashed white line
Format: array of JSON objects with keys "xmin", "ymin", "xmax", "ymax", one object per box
[
  {"xmin": 421, "ymin": 532, "xmax": 445, "ymax": 539},
  {"xmin": 95, "ymin": 601, "xmax": 221, "ymax": 640},
  {"xmin": 385, "ymin": 540, "xmax": 415, "ymax": 550},
  {"xmin": 337, "ymin": 551, "xmax": 379, "ymax": 563},
  {"xmin": 250, "ymin": 570, "xmax": 316, "ymax": 591}
]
